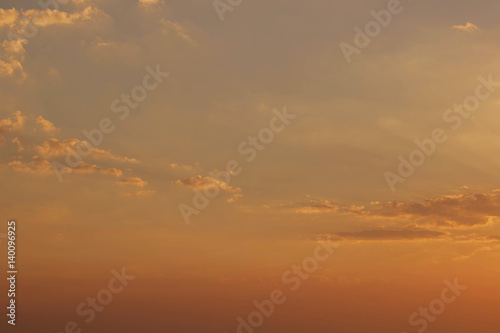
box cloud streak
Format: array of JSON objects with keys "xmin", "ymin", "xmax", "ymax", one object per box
[
  {"xmin": 176, "ymin": 175, "xmax": 242, "ymax": 202},
  {"xmin": 332, "ymin": 226, "xmax": 447, "ymax": 241},
  {"xmin": 452, "ymin": 22, "xmax": 479, "ymax": 32}
]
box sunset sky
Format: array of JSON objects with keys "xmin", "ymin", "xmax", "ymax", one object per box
[{"xmin": 1, "ymin": 0, "xmax": 500, "ymax": 332}]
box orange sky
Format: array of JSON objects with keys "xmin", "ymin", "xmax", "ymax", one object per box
[{"xmin": 1, "ymin": 0, "xmax": 500, "ymax": 332}]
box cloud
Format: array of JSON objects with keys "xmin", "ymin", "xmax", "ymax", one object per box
[
  {"xmin": 139, "ymin": 0, "xmax": 160, "ymax": 5},
  {"xmin": 0, "ymin": 6, "xmax": 107, "ymax": 79},
  {"xmin": 452, "ymin": 246, "xmax": 494, "ymax": 261},
  {"xmin": 99, "ymin": 168, "xmax": 123, "ymax": 178},
  {"xmin": 36, "ymin": 138, "xmax": 138, "ymax": 163},
  {"xmin": 0, "ymin": 58, "xmax": 24, "ymax": 79},
  {"xmin": 283, "ymin": 198, "xmax": 339, "ymax": 214},
  {"xmin": 0, "ymin": 112, "xmax": 142, "ymax": 185},
  {"xmin": 333, "ymin": 226, "xmax": 446, "ymax": 241},
  {"xmin": 160, "ymin": 19, "xmax": 191, "ymax": 42},
  {"xmin": 0, "ymin": 39, "xmax": 26, "ymax": 80},
  {"xmin": 175, "ymin": 175, "xmax": 242, "ymax": 202},
  {"xmin": 7, "ymin": 157, "xmax": 53, "ymax": 174},
  {"xmin": 6, "ymin": 157, "xmax": 125, "ymax": 180},
  {"xmin": 19, "ymin": 6, "xmax": 105, "ymax": 29},
  {"xmin": 369, "ymin": 190, "xmax": 500, "ymax": 227},
  {"xmin": 0, "ymin": 111, "xmax": 26, "ymax": 144},
  {"xmin": 284, "ymin": 189, "xmax": 500, "ymax": 227},
  {"xmin": 117, "ymin": 177, "xmax": 148, "ymax": 187},
  {"xmin": 341, "ymin": 205, "xmax": 367, "ymax": 215},
  {"xmin": 136, "ymin": 190, "xmax": 155, "ymax": 196},
  {"xmin": 452, "ymin": 22, "xmax": 479, "ymax": 32},
  {"xmin": 36, "ymin": 116, "xmax": 57, "ymax": 133},
  {"xmin": 35, "ymin": 138, "xmax": 80, "ymax": 158},
  {"xmin": 170, "ymin": 162, "xmax": 200, "ymax": 172},
  {"xmin": 11, "ymin": 137, "xmax": 24, "ymax": 151},
  {"xmin": 90, "ymin": 147, "xmax": 138, "ymax": 163},
  {"xmin": 0, "ymin": 8, "xmax": 19, "ymax": 28}
]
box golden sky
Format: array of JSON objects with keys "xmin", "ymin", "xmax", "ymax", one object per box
[{"xmin": 1, "ymin": 0, "xmax": 500, "ymax": 332}]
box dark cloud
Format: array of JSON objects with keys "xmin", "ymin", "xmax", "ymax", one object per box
[{"xmin": 334, "ymin": 227, "xmax": 446, "ymax": 241}]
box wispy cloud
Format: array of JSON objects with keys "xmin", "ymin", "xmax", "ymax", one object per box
[
  {"xmin": 452, "ymin": 22, "xmax": 479, "ymax": 32},
  {"xmin": 175, "ymin": 175, "xmax": 242, "ymax": 202}
]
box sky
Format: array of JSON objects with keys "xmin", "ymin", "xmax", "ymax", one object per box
[{"xmin": 1, "ymin": 0, "xmax": 500, "ymax": 332}]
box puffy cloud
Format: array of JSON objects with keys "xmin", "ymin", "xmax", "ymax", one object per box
[
  {"xmin": 36, "ymin": 138, "xmax": 137, "ymax": 163},
  {"xmin": 0, "ymin": 39, "xmax": 26, "ymax": 80},
  {"xmin": 99, "ymin": 168, "xmax": 123, "ymax": 178},
  {"xmin": 0, "ymin": 8, "xmax": 19, "ymax": 28},
  {"xmin": 19, "ymin": 6, "xmax": 105, "ymax": 29},
  {"xmin": 117, "ymin": 177, "xmax": 148, "ymax": 187},
  {"xmin": 0, "ymin": 111, "xmax": 26, "ymax": 144},
  {"xmin": 11, "ymin": 137, "xmax": 24, "ymax": 152},
  {"xmin": 90, "ymin": 147, "xmax": 138, "ymax": 163},
  {"xmin": 369, "ymin": 190, "xmax": 500, "ymax": 227},
  {"xmin": 1, "ymin": 39, "xmax": 26, "ymax": 55},
  {"xmin": 175, "ymin": 175, "xmax": 242, "ymax": 202},
  {"xmin": 0, "ymin": 58, "xmax": 24, "ymax": 79},
  {"xmin": 283, "ymin": 189, "xmax": 500, "ymax": 227},
  {"xmin": 341, "ymin": 205, "xmax": 367, "ymax": 215},
  {"xmin": 7, "ymin": 157, "xmax": 53, "ymax": 174},
  {"xmin": 283, "ymin": 199, "xmax": 339, "ymax": 214},
  {"xmin": 36, "ymin": 138, "xmax": 79, "ymax": 158},
  {"xmin": 71, "ymin": 162, "xmax": 99, "ymax": 174},
  {"xmin": 0, "ymin": 6, "xmax": 107, "ymax": 79},
  {"xmin": 0, "ymin": 112, "xmax": 142, "ymax": 185},
  {"xmin": 36, "ymin": 116, "xmax": 57, "ymax": 133},
  {"xmin": 452, "ymin": 22, "xmax": 479, "ymax": 32}
]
